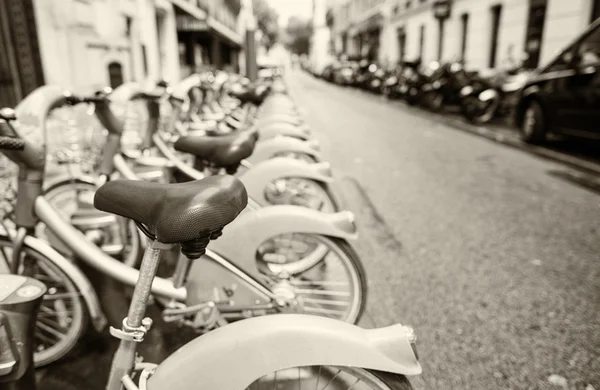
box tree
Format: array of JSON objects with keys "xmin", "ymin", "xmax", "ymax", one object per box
[
  {"xmin": 285, "ymin": 16, "xmax": 312, "ymax": 55},
  {"xmin": 253, "ymin": 0, "xmax": 279, "ymax": 50}
]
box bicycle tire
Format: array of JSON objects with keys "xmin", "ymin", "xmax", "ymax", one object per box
[{"xmin": 0, "ymin": 235, "xmax": 88, "ymax": 367}]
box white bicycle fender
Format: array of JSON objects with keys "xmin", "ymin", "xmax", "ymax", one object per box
[
  {"xmin": 207, "ymin": 205, "xmax": 357, "ymax": 279},
  {"xmin": 248, "ymin": 136, "xmax": 322, "ymax": 164},
  {"xmin": 258, "ymin": 123, "xmax": 312, "ymax": 140},
  {"xmin": 21, "ymin": 234, "xmax": 107, "ymax": 332},
  {"xmin": 146, "ymin": 314, "xmax": 421, "ymax": 389},
  {"xmin": 238, "ymin": 157, "xmax": 332, "ymax": 206},
  {"xmin": 256, "ymin": 114, "xmax": 303, "ymax": 127}
]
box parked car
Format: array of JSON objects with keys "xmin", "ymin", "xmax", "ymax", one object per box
[{"xmin": 514, "ymin": 18, "xmax": 600, "ymax": 143}]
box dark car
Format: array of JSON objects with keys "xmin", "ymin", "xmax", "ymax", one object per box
[{"xmin": 515, "ymin": 19, "xmax": 600, "ymax": 143}]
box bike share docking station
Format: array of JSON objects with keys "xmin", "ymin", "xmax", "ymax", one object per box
[{"xmin": 0, "ymin": 274, "xmax": 46, "ymax": 390}]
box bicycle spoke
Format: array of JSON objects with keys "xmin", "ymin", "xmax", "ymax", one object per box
[
  {"xmin": 37, "ymin": 316, "xmax": 64, "ymax": 330},
  {"xmin": 39, "ymin": 304, "xmax": 73, "ymax": 316},
  {"xmin": 290, "ymin": 280, "xmax": 349, "ymax": 286},
  {"xmin": 43, "ymin": 292, "xmax": 81, "ymax": 300},
  {"xmin": 35, "ymin": 330, "xmax": 56, "ymax": 346},
  {"xmin": 295, "ymin": 289, "xmax": 351, "ymax": 297},
  {"xmin": 346, "ymin": 378, "xmax": 361, "ymax": 390},
  {"xmin": 302, "ymin": 306, "xmax": 347, "ymax": 316},
  {"xmin": 301, "ymin": 298, "xmax": 350, "ymax": 307},
  {"xmin": 36, "ymin": 321, "xmax": 66, "ymax": 340},
  {"xmin": 320, "ymin": 369, "xmax": 341, "ymax": 390}
]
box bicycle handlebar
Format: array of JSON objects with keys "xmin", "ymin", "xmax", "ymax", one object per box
[{"xmin": 0, "ymin": 107, "xmax": 16, "ymax": 121}]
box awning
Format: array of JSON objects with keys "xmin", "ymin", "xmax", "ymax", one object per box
[
  {"xmin": 354, "ymin": 12, "xmax": 383, "ymax": 34},
  {"xmin": 176, "ymin": 14, "xmax": 209, "ymax": 31},
  {"xmin": 208, "ymin": 16, "xmax": 242, "ymax": 47},
  {"xmin": 170, "ymin": 0, "xmax": 207, "ymax": 19},
  {"xmin": 171, "ymin": 0, "xmax": 241, "ymax": 47}
]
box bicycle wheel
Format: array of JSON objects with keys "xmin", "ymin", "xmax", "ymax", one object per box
[
  {"xmin": 0, "ymin": 236, "xmax": 87, "ymax": 367},
  {"xmin": 257, "ymin": 236, "xmax": 366, "ymax": 324},
  {"xmin": 265, "ymin": 178, "xmax": 339, "ymax": 212},
  {"xmin": 41, "ymin": 178, "xmax": 142, "ymax": 267},
  {"xmin": 248, "ymin": 367, "xmax": 412, "ymax": 389},
  {"xmin": 271, "ymin": 151, "xmax": 318, "ymax": 164}
]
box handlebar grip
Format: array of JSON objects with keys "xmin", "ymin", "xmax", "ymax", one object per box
[{"xmin": 0, "ymin": 136, "xmax": 25, "ymax": 151}]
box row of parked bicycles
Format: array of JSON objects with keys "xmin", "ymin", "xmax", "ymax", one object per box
[
  {"xmin": 0, "ymin": 71, "xmax": 421, "ymax": 389},
  {"xmin": 319, "ymin": 58, "xmax": 532, "ymax": 125}
]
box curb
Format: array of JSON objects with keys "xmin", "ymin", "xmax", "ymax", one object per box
[{"xmin": 392, "ymin": 100, "xmax": 600, "ymax": 177}]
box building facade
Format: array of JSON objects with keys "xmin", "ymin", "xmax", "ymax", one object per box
[
  {"xmin": 0, "ymin": 0, "xmax": 242, "ymax": 106},
  {"xmin": 174, "ymin": 0, "xmax": 242, "ymax": 77},
  {"xmin": 330, "ymin": 0, "xmax": 600, "ymax": 70},
  {"xmin": 32, "ymin": 0, "xmax": 180, "ymax": 93}
]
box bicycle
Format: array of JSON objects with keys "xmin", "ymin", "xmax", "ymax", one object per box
[
  {"xmin": 0, "ymin": 85, "xmax": 368, "ymax": 367},
  {"xmin": 118, "ymin": 78, "xmax": 342, "ymax": 212},
  {"xmin": 0, "ymin": 107, "xmax": 421, "ymax": 390}
]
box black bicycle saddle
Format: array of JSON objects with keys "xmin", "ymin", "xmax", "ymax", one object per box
[
  {"xmin": 173, "ymin": 130, "xmax": 257, "ymax": 168},
  {"xmin": 94, "ymin": 176, "xmax": 247, "ymax": 243}
]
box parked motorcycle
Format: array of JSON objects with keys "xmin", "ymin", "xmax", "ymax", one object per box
[
  {"xmin": 382, "ymin": 60, "xmax": 424, "ymax": 102},
  {"xmin": 353, "ymin": 60, "xmax": 378, "ymax": 90},
  {"xmin": 381, "ymin": 65, "xmax": 402, "ymax": 98},
  {"xmin": 460, "ymin": 67, "xmax": 532, "ymax": 124},
  {"xmin": 333, "ymin": 61, "xmax": 358, "ymax": 86},
  {"xmin": 421, "ymin": 61, "xmax": 475, "ymax": 111},
  {"xmin": 368, "ymin": 66, "xmax": 388, "ymax": 93}
]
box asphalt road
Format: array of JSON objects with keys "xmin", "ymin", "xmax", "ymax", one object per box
[{"xmin": 286, "ymin": 70, "xmax": 600, "ymax": 390}]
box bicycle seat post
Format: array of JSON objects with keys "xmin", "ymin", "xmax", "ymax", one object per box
[{"xmin": 106, "ymin": 240, "xmax": 171, "ymax": 389}]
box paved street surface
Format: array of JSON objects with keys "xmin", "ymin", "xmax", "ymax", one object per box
[
  {"xmin": 286, "ymin": 70, "xmax": 600, "ymax": 389},
  {"xmin": 39, "ymin": 71, "xmax": 599, "ymax": 390}
]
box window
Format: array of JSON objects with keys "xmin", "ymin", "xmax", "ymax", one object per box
[
  {"xmin": 419, "ymin": 24, "xmax": 425, "ymax": 59},
  {"xmin": 460, "ymin": 13, "xmax": 469, "ymax": 63},
  {"xmin": 489, "ymin": 5, "xmax": 502, "ymax": 68},
  {"xmin": 576, "ymin": 26, "xmax": 600, "ymax": 66},
  {"xmin": 108, "ymin": 62, "xmax": 123, "ymax": 89},
  {"xmin": 397, "ymin": 27, "xmax": 406, "ymax": 61},
  {"xmin": 437, "ymin": 19, "xmax": 445, "ymax": 60},
  {"xmin": 592, "ymin": 0, "xmax": 600, "ymax": 23},
  {"xmin": 524, "ymin": 0, "xmax": 547, "ymax": 68}
]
